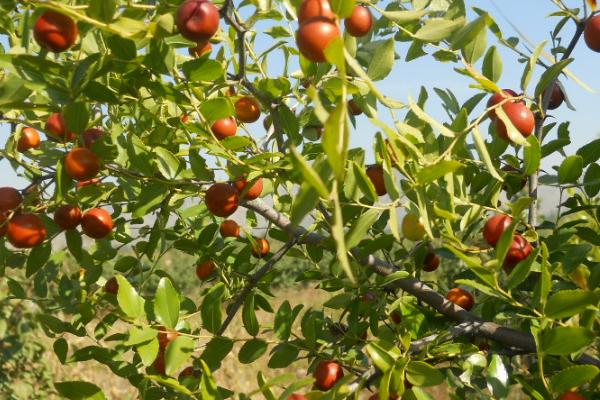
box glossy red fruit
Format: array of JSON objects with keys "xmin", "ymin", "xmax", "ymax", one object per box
[
  {"xmin": 179, "ymin": 366, "xmax": 200, "ymax": 379},
  {"xmin": 344, "ymin": 6, "xmax": 372, "ymax": 37},
  {"xmin": 34, "ymin": 11, "xmax": 78, "ymax": 52},
  {"xmin": 81, "ymin": 208, "xmax": 113, "ymax": 239},
  {"xmin": 153, "ymin": 351, "xmax": 166, "ymax": 375},
  {"xmin": 584, "ymin": 15, "xmax": 600, "ymax": 52},
  {"xmin": 235, "ymin": 97, "xmax": 261, "ymax": 123},
  {"xmin": 251, "ymin": 238, "xmax": 270, "ymax": 258},
  {"xmin": 158, "ymin": 327, "xmax": 179, "ymax": 349},
  {"xmin": 558, "ymin": 392, "xmax": 588, "ymax": 400},
  {"xmin": 189, "ymin": 40, "xmax": 212, "ymax": 57},
  {"xmin": 17, "ymin": 127, "xmax": 41, "ymax": 152},
  {"xmin": 104, "ymin": 277, "xmax": 118, "ymax": 294},
  {"xmin": 495, "ymin": 102, "xmax": 535, "ymax": 141},
  {"xmin": 314, "ymin": 360, "xmax": 344, "ymax": 391},
  {"xmin": 205, "ymin": 183, "xmax": 239, "ymax": 217},
  {"xmin": 296, "ymin": 17, "xmax": 341, "ymax": 63},
  {"xmin": 487, "ymin": 89, "xmax": 519, "ymax": 120},
  {"xmin": 82, "ymin": 128, "xmax": 104, "ymax": 148},
  {"xmin": 298, "ymin": 0, "xmax": 335, "ymax": 24},
  {"xmin": 503, "ymin": 235, "xmax": 533, "ymax": 271},
  {"xmin": 483, "ymin": 214, "xmax": 512, "ymax": 247},
  {"xmin": 76, "ymin": 178, "xmax": 101, "ymax": 189},
  {"xmin": 45, "ymin": 113, "xmax": 75, "ymax": 142},
  {"xmin": 366, "ymin": 165, "xmax": 386, "ymax": 196},
  {"xmin": 446, "ymin": 288, "xmax": 474, "ymax": 311},
  {"xmin": 176, "ymin": 0, "xmax": 220, "ymax": 42},
  {"xmin": 348, "ymin": 99, "xmax": 362, "ymax": 115},
  {"xmin": 64, "ymin": 148, "xmax": 101, "ymax": 181},
  {"xmin": 287, "ymin": 394, "xmax": 308, "ymax": 400},
  {"xmin": 546, "ymin": 82, "xmax": 564, "ymax": 110},
  {"xmin": 211, "ymin": 117, "xmax": 237, "ymax": 140},
  {"xmin": 54, "ymin": 204, "xmax": 82, "ymax": 230},
  {"xmin": 233, "ymin": 177, "xmax": 263, "ymax": 200},
  {"xmin": 7, "ymin": 214, "xmax": 47, "ymax": 248},
  {"xmin": 390, "ymin": 310, "xmax": 402, "ymax": 324},
  {"xmin": 423, "ymin": 252, "xmax": 440, "ymax": 272},
  {"xmin": 361, "ymin": 291, "xmax": 376, "ymax": 302},
  {"xmin": 220, "ymin": 219, "xmax": 240, "ymax": 238},
  {"xmin": 0, "ymin": 213, "xmax": 8, "ymax": 237},
  {"xmin": 0, "ymin": 187, "xmax": 23, "ymax": 212},
  {"xmin": 196, "ymin": 260, "xmax": 216, "ymax": 280}
]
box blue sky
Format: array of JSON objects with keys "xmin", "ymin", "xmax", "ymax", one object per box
[{"xmin": 1, "ymin": 0, "xmax": 598, "ymax": 191}]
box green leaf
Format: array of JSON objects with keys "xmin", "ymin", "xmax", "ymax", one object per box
[
  {"xmin": 238, "ymin": 339, "xmax": 268, "ymax": 364},
  {"xmin": 324, "ymin": 36, "xmax": 345, "ymax": 74},
  {"xmin": 243, "ymin": 293, "xmax": 260, "ymax": 337},
  {"xmin": 53, "ymin": 338, "xmax": 68, "ymax": 364},
  {"xmin": 345, "ymin": 209, "xmax": 380, "ymax": 248},
  {"xmin": 268, "ymin": 343, "xmax": 300, "ymax": 369},
  {"xmin": 534, "ymin": 58, "xmax": 573, "ymax": 99},
  {"xmin": 451, "ymin": 15, "xmax": 487, "ymax": 50},
  {"xmin": 201, "ymin": 337, "xmax": 234, "ymax": 370},
  {"xmin": 486, "ymin": 355, "xmax": 509, "ymax": 398},
  {"xmin": 367, "ymin": 39, "xmax": 395, "ymax": 81},
  {"xmin": 132, "ymin": 183, "xmax": 169, "ymax": 219},
  {"xmin": 549, "ymin": 365, "xmax": 599, "ymax": 394},
  {"xmin": 521, "ymin": 41, "xmax": 546, "ymax": 91},
  {"xmin": 55, "ymin": 381, "xmax": 106, "ymax": 400},
  {"xmin": 274, "ymin": 301, "xmax": 295, "ymax": 341},
  {"xmin": 154, "ymin": 147, "xmax": 184, "ymax": 179},
  {"xmin": 64, "ymin": 102, "xmax": 90, "ymax": 134},
  {"xmin": 507, "ymin": 248, "xmax": 540, "ymax": 290},
  {"xmin": 545, "ymin": 290, "xmax": 599, "ymax": 320},
  {"xmin": 330, "ymin": 0, "xmax": 355, "ymax": 18},
  {"xmin": 137, "ymin": 337, "xmax": 159, "ymax": 367},
  {"xmin": 165, "ymin": 336, "xmax": 195, "ymax": 376},
  {"xmin": 365, "ymin": 342, "xmax": 396, "ymax": 372},
  {"xmin": 482, "ymin": 46, "xmax": 503, "ymax": 82},
  {"xmin": 583, "ymin": 163, "xmax": 600, "ymax": 197},
  {"xmin": 181, "ymin": 58, "xmax": 224, "ymax": 81},
  {"xmin": 414, "ymin": 17, "xmax": 465, "ymax": 42},
  {"xmin": 381, "ymin": 9, "xmax": 428, "ymax": 24},
  {"xmin": 115, "ymin": 275, "xmax": 145, "ymax": 319},
  {"xmin": 558, "ymin": 155, "xmax": 583, "ymax": 184},
  {"xmin": 406, "ymin": 361, "xmax": 445, "ymax": 387},
  {"xmin": 26, "ymin": 242, "xmax": 51, "ymax": 277},
  {"xmin": 290, "ymin": 148, "xmax": 330, "ymax": 198},
  {"xmin": 199, "ymin": 360, "xmax": 222, "ymax": 400},
  {"xmin": 88, "ymin": 0, "xmax": 117, "ymax": 22},
  {"xmin": 523, "ymin": 135, "xmax": 541, "ymax": 175},
  {"xmin": 416, "ymin": 160, "xmax": 463, "ymax": 185},
  {"xmin": 409, "ymin": 99, "xmax": 456, "ymax": 137},
  {"xmin": 322, "ymin": 99, "xmax": 349, "ymax": 181},
  {"xmin": 200, "ymin": 98, "xmax": 234, "ymax": 123},
  {"xmin": 541, "ymin": 327, "xmax": 595, "ymax": 355},
  {"xmin": 154, "ymin": 277, "xmax": 180, "ymax": 329},
  {"xmin": 472, "ymin": 126, "xmax": 503, "ymax": 181},
  {"xmin": 201, "ymin": 283, "xmax": 226, "ymax": 334}
]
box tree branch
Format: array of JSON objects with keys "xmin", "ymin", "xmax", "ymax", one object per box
[
  {"xmin": 242, "ymin": 199, "xmax": 600, "ymax": 368},
  {"xmin": 217, "ymin": 237, "xmax": 298, "ymax": 335}
]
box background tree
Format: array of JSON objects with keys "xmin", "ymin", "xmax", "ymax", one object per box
[{"xmin": 0, "ymin": 0, "xmax": 599, "ymax": 399}]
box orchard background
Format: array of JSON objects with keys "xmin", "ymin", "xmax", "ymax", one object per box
[{"xmin": 0, "ymin": 0, "xmax": 599, "ymax": 399}]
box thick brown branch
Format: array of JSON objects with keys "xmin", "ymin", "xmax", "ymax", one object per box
[{"xmin": 242, "ymin": 199, "xmax": 600, "ymax": 368}]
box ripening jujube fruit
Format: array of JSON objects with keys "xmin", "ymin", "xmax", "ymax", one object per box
[
  {"xmin": 494, "ymin": 102, "xmax": 535, "ymax": 141},
  {"xmin": 211, "ymin": 117, "xmax": 237, "ymax": 140},
  {"xmin": 584, "ymin": 15, "xmax": 600, "ymax": 52},
  {"xmin": 251, "ymin": 238, "xmax": 270, "ymax": 258},
  {"xmin": 64, "ymin": 148, "xmax": 101, "ymax": 182},
  {"xmin": 17, "ymin": 127, "xmax": 41, "ymax": 152},
  {"xmin": 390, "ymin": 310, "xmax": 402, "ymax": 324},
  {"xmin": 348, "ymin": 99, "xmax": 362, "ymax": 116},
  {"xmin": 189, "ymin": 40, "xmax": 212, "ymax": 57},
  {"xmin": 157, "ymin": 327, "xmax": 179, "ymax": 349},
  {"xmin": 235, "ymin": 97, "xmax": 261, "ymax": 123},
  {"xmin": 401, "ymin": 213, "xmax": 426, "ymax": 241},
  {"xmin": 104, "ymin": 277, "xmax": 119, "ymax": 295},
  {"xmin": 81, "ymin": 208, "xmax": 113, "ymax": 239},
  {"xmin": 503, "ymin": 235, "xmax": 533, "ymax": 272},
  {"xmin": 0, "ymin": 187, "xmax": 23, "ymax": 212},
  {"xmin": 82, "ymin": 128, "xmax": 104, "ymax": 148},
  {"xmin": 296, "ymin": 17, "xmax": 341, "ymax": 63},
  {"xmin": 486, "ymin": 89, "xmax": 519, "ymax": 120},
  {"xmin": 179, "ymin": 366, "xmax": 197, "ymax": 379},
  {"xmin": 344, "ymin": 5, "xmax": 373, "ymax": 37},
  {"xmin": 298, "ymin": 0, "xmax": 335, "ymax": 24},
  {"xmin": 546, "ymin": 82, "xmax": 565, "ymax": 110},
  {"xmin": 313, "ymin": 360, "xmax": 344, "ymax": 391},
  {"xmin": 366, "ymin": 165, "xmax": 386, "ymax": 196},
  {"xmin": 0, "ymin": 214, "xmax": 8, "ymax": 237},
  {"xmin": 45, "ymin": 112, "xmax": 75, "ymax": 142},
  {"xmin": 287, "ymin": 394, "xmax": 308, "ymax": 400},
  {"xmin": 233, "ymin": 177, "xmax": 263, "ymax": 200},
  {"xmin": 34, "ymin": 11, "xmax": 78, "ymax": 53},
  {"xmin": 558, "ymin": 392, "xmax": 588, "ymax": 400},
  {"xmin": 423, "ymin": 252, "xmax": 440, "ymax": 272},
  {"xmin": 176, "ymin": 0, "xmax": 220, "ymax": 42},
  {"xmin": 483, "ymin": 214, "xmax": 512, "ymax": 247},
  {"xmin": 205, "ymin": 183, "xmax": 239, "ymax": 217},
  {"xmin": 153, "ymin": 351, "xmax": 166, "ymax": 375},
  {"xmin": 7, "ymin": 213, "xmax": 47, "ymax": 248},
  {"xmin": 446, "ymin": 288, "xmax": 474, "ymax": 311},
  {"xmin": 53, "ymin": 204, "xmax": 83, "ymax": 230},
  {"xmin": 196, "ymin": 260, "xmax": 216, "ymax": 280},
  {"xmin": 220, "ymin": 219, "xmax": 240, "ymax": 238}
]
